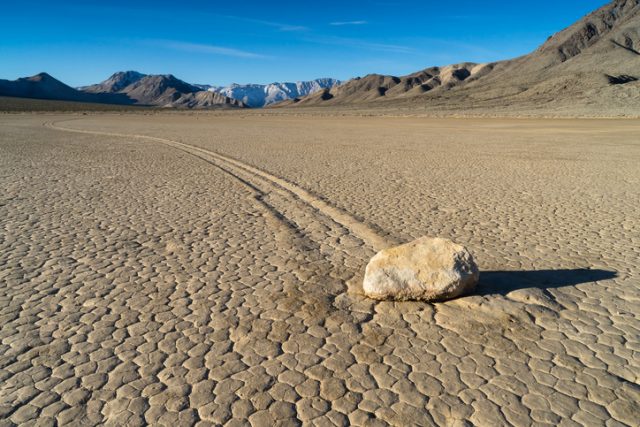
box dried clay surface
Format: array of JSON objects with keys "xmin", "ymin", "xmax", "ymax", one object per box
[{"xmin": 1, "ymin": 113, "xmax": 639, "ymax": 426}]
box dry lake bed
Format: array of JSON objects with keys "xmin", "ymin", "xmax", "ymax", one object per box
[{"xmin": 1, "ymin": 113, "xmax": 639, "ymax": 426}]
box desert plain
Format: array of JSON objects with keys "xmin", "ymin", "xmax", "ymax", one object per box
[{"xmin": 1, "ymin": 112, "xmax": 639, "ymax": 426}]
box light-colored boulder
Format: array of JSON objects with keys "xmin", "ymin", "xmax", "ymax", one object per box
[{"xmin": 363, "ymin": 237, "xmax": 479, "ymax": 302}]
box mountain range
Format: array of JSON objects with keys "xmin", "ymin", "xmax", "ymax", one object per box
[
  {"xmin": 80, "ymin": 72, "xmax": 246, "ymax": 108},
  {"xmin": 0, "ymin": 70, "xmax": 338, "ymax": 109},
  {"xmin": 279, "ymin": 0, "xmax": 639, "ymax": 112},
  {"xmin": 0, "ymin": 72, "xmax": 246, "ymax": 109},
  {"xmin": 1, "ymin": 0, "xmax": 637, "ymax": 113},
  {"xmin": 0, "ymin": 73, "xmax": 132, "ymax": 105}
]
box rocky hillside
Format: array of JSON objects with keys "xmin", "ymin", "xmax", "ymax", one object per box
[
  {"xmin": 111, "ymin": 74, "xmax": 201, "ymax": 106},
  {"xmin": 80, "ymin": 71, "xmax": 145, "ymax": 93},
  {"xmin": 284, "ymin": 63, "xmax": 491, "ymax": 106},
  {"xmin": 164, "ymin": 91, "xmax": 246, "ymax": 109}
]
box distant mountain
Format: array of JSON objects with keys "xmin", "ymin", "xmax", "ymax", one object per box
[
  {"xmin": 80, "ymin": 71, "xmax": 145, "ymax": 93},
  {"xmin": 78, "ymin": 72, "xmax": 245, "ymax": 108},
  {"xmin": 212, "ymin": 79, "xmax": 340, "ymax": 107},
  {"xmin": 114, "ymin": 74, "xmax": 201, "ymax": 105},
  {"xmin": 79, "ymin": 73, "xmax": 338, "ymax": 108},
  {"xmin": 164, "ymin": 91, "xmax": 246, "ymax": 109},
  {"xmin": 282, "ymin": 0, "xmax": 640, "ymax": 112},
  {"xmin": 0, "ymin": 73, "xmax": 130, "ymax": 104},
  {"xmin": 284, "ymin": 64, "xmax": 486, "ymax": 106},
  {"xmin": 0, "ymin": 71, "xmax": 245, "ymax": 108}
]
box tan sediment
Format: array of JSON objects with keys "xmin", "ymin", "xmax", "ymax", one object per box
[{"xmin": 45, "ymin": 119, "xmax": 396, "ymax": 253}]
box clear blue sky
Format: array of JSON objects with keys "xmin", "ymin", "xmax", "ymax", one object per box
[{"xmin": 1, "ymin": 0, "xmax": 607, "ymax": 87}]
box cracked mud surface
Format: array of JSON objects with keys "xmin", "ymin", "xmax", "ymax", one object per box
[{"xmin": 1, "ymin": 114, "xmax": 639, "ymax": 426}]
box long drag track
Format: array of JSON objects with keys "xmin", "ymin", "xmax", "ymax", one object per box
[{"xmin": 46, "ymin": 119, "xmax": 396, "ymax": 253}]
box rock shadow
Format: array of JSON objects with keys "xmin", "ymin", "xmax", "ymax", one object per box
[
  {"xmin": 611, "ymin": 40, "xmax": 640, "ymax": 55},
  {"xmin": 476, "ymin": 268, "xmax": 617, "ymax": 296}
]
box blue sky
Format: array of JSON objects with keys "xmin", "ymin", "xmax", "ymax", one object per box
[{"xmin": 1, "ymin": 0, "xmax": 607, "ymax": 87}]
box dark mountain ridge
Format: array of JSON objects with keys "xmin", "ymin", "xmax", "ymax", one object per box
[{"xmin": 0, "ymin": 73, "xmax": 132, "ymax": 105}]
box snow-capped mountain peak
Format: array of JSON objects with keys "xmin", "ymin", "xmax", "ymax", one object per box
[{"xmin": 211, "ymin": 78, "xmax": 341, "ymax": 107}]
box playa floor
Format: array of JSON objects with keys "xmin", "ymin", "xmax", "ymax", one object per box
[{"xmin": 1, "ymin": 113, "xmax": 639, "ymax": 426}]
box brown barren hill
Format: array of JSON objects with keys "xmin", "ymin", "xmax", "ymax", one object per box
[{"xmin": 279, "ymin": 0, "xmax": 640, "ymax": 114}]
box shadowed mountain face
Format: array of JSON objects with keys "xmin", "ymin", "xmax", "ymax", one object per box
[
  {"xmin": 282, "ymin": 0, "xmax": 640, "ymax": 110},
  {"xmin": 0, "ymin": 73, "xmax": 133, "ymax": 105},
  {"xmin": 0, "ymin": 73, "xmax": 79, "ymax": 100}
]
